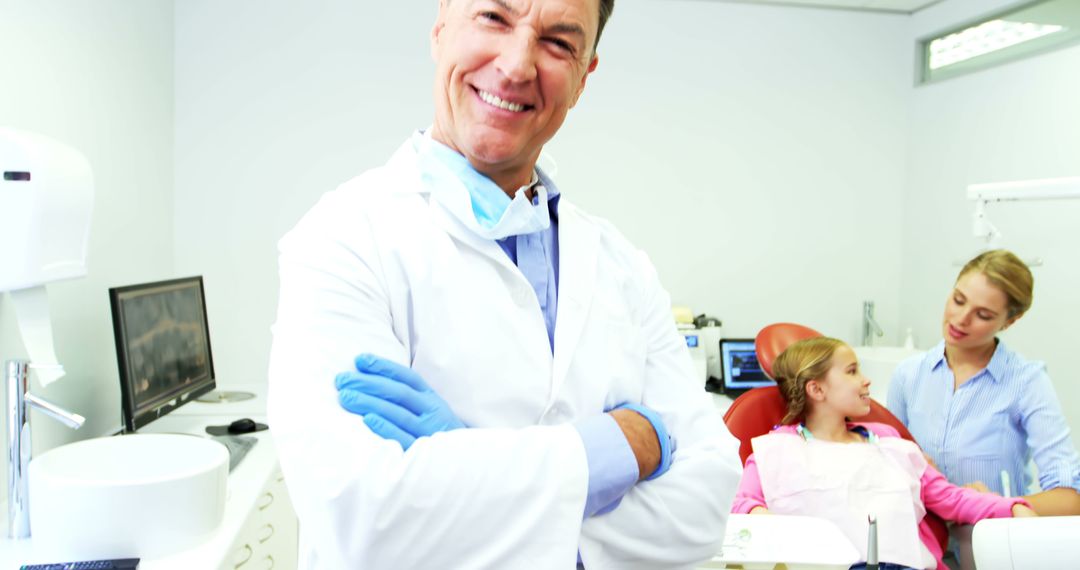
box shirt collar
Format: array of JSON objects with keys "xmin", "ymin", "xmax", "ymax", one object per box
[
  {"xmin": 534, "ymin": 164, "xmax": 561, "ymax": 221},
  {"xmin": 929, "ymin": 338, "xmax": 1007, "ymax": 383},
  {"xmin": 985, "ymin": 339, "xmax": 1009, "ymax": 382},
  {"xmin": 421, "ymin": 128, "xmax": 557, "ymax": 203},
  {"xmin": 929, "ymin": 340, "xmax": 948, "ymax": 371}
]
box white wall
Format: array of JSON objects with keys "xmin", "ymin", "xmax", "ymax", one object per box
[
  {"xmin": 551, "ymin": 1, "xmax": 912, "ymax": 344},
  {"xmin": 0, "ymin": 1, "xmax": 175, "ymax": 500},
  {"xmin": 173, "ymin": 0, "xmax": 438, "ymax": 385},
  {"xmin": 900, "ymin": 0, "xmax": 1080, "ymax": 436},
  {"xmin": 173, "ymin": 0, "xmax": 912, "ymax": 387}
]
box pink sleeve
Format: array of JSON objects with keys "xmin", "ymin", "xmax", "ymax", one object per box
[
  {"xmin": 921, "ymin": 464, "xmax": 1030, "ymax": 524},
  {"xmin": 731, "ymin": 454, "xmax": 768, "ymax": 514}
]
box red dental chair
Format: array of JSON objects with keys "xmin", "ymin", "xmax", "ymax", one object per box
[{"xmin": 721, "ymin": 322, "xmax": 949, "ymax": 551}]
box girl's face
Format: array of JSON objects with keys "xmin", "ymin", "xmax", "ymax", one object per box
[
  {"xmin": 810, "ymin": 345, "xmax": 872, "ymax": 419},
  {"xmin": 942, "ymin": 271, "xmax": 1015, "ymax": 351}
]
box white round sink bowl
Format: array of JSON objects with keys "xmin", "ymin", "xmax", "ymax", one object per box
[{"xmin": 29, "ymin": 433, "xmax": 228, "ymax": 559}]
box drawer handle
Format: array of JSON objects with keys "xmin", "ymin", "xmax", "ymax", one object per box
[
  {"xmin": 258, "ymin": 523, "xmax": 276, "ymax": 544},
  {"xmin": 262, "ymin": 555, "xmax": 275, "ymax": 569},
  {"xmin": 257, "ymin": 491, "xmax": 275, "ymax": 510},
  {"xmin": 234, "ymin": 544, "xmax": 253, "ymax": 568}
]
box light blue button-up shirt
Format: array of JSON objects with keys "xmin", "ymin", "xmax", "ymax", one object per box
[
  {"xmin": 888, "ymin": 339, "xmax": 1080, "ymax": 496},
  {"xmin": 494, "ymin": 172, "xmax": 561, "ymax": 352}
]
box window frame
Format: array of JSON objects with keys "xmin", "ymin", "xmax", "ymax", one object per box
[{"xmin": 917, "ymin": 0, "xmax": 1080, "ymax": 85}]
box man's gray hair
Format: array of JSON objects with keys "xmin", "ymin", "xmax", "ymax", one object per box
[{"xmin": 595, "ymin": 0, "xmax": 614, "ymax": 51}]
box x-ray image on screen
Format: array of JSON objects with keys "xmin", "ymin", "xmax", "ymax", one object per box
[{"xmin": 110, "ymin": 276, "xmax": 216, "ymax": 431}]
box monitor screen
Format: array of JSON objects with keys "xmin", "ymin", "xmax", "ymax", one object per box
[
  {"xmin": 110, "ymin": 276, "xmax": 216, "ymax": 432},
  {"xmin": 720, "ymin": 339, "xmax": 773, "ymax": 393}
]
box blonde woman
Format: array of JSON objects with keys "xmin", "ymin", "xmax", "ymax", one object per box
[
  {"xmin": 888, "ymin": 249, "xmax": 1080, "ymax": 515},
  {"xmin": 732, "ymin": 337, "xmax": 1035, "ymax": 570}
]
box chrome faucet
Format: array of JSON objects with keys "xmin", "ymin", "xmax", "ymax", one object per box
[
  {"xmin": 861, "ymin": 301, "xmax": 885, "ymax": 347},
  {"xmin": 6, "ymin": 359, "xmax": 85, "ymax": 539}
]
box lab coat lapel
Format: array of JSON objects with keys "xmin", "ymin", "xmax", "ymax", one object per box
[
  {"xmin": 427, "ymin": 197, "xmax": 520, "ymax": 274},
  {"xmin": 550, "ymin": 203, "xmax": 599, "ymax": 400},
  {"xmin": 390, "ymin": 137, "xmax": 521, "ymax": 273}
]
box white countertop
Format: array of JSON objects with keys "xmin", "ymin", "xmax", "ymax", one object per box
[
  {"xmin": 710, "ymin": 392, "xmax": 734, "ymax": 416},
  {"xmin": 2, "ymin": 383, "xmax": 273, "ymax": 569}
]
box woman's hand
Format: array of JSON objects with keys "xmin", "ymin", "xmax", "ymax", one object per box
[
  {"xmin": 1011, "ymin": 504, "xmax": 1038, "ymax": 517},
  {"xmin": 749, "ymin": 506, "xmax": 770, "ymax": 515}
]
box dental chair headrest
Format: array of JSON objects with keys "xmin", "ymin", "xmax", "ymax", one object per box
[{"xmin": 754, "ymin": 322, "xmax": 823, "ymax": 379}]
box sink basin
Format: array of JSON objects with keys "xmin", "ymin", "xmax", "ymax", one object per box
[
  {"xmin": 28, "ymin": 433, "xmax": 228, "ymax": 559},
  {"xmin": 853, "ymin": 346, "xmax": 920, "ymax": 403}
]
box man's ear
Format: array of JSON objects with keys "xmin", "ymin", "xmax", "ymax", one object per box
[
  {"xmin": 431, "ymin": 1, "xmax": 449, "ymax": 62},
  {"xmin": 569, "ymin": 55, "xmax": 599, "ymax": 108}
]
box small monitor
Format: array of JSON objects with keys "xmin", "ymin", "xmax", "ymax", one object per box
[
  {"xmin": 720, "ymin": 338, "xmax": 773, "ymax": 396},
  {"xmin": 110, "ymin": 276, "xmax": 216, "ymax": 432}
]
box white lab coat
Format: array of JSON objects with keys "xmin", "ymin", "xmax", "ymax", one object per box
[{"xmin": 268, "ymin": 135, "xmax": 742, "ymax": 570}]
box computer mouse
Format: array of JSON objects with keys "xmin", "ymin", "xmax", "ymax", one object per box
[{"xmin": 228, "ymin": 417, "xmax": 258, "ymax": 434}]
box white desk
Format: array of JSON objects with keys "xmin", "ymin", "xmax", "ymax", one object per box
[
  {"xmin": 1, "ymin": 383, "xmax": 298, "ymax": 570},
  {"xmin": 711, "ymin": 393, "xmax": 735, "ymax": 416}
]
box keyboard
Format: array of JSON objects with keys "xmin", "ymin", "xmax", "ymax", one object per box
[{"xmin": 20, "ymin": 559, "xmax": 139, "ymax": 569}]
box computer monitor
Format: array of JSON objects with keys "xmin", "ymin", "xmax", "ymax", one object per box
[
  {"xmin": 720, "ymin": 338, "xmax": 774, "ymax": 396},
  {"xmin": 109, "ymin": 276, "xmax": 216, "ymax": 432}
]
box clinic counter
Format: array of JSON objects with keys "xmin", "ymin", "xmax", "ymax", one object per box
[{"xmin": 1, "ymin": 384, "xmax": 298, "ymax": 570}]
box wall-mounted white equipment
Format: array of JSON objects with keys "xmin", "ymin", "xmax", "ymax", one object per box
[
  {"xmin": 2, "ymin": 127, "xmax": 94, "ymax": 540},
  {"xmin": 968, "ymin": 176, "xmax": 1080, "ymax": 247},
  {"xmin": 0, "ymin": 127, "xmax": 94, "ymax": 291}
]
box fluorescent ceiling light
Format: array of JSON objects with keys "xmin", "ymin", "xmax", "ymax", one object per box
[{"xmin": 929, "ymin": 19, "xmax": 1065, "ymax": 70}]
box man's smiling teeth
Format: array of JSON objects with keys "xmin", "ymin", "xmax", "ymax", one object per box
[{"xmin": 478, "ymin": 89, "xmax": 527, "ymax": 112}]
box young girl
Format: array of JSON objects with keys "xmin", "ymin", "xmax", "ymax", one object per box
[{"xmin": 731, "ymin": 337, "xmax": 1036, "ymax": 570}]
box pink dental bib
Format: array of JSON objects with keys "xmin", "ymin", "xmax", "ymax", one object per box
[{"xmin": 751, "ymin": 429, "xmax": 935, "ymax": 569}]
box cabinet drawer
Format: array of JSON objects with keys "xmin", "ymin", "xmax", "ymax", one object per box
[{"xmin": 226, "ymin": 470, "xmax": 298, "ymax": 570}]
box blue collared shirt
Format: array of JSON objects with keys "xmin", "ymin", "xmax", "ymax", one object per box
[
  {"xmin": 887, "ymin": 339, "xmax": 1080, "ymax": 496},
  {"xmin": 494, "ymin": 172, "xmax": 561, "ymax": 352},
  {"xmin": 422, "ymin": 138, "xmax": 638, "ymax": 518}
]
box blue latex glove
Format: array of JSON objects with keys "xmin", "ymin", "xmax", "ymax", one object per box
[
  {"xmin": 336, "ymin": 353, "xmax": 465, "ymax": 450},
  {"xmin": 616, "ymin": 403, "xmax": 674, "ymax": 480}
]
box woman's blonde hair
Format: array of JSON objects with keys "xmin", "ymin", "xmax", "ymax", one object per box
[
  {"xmin": 957, "ymin": 249, "xmax": 1033, "ymax": 319},
  {"xmin": 772, "ymin": 337, "xmax": 846, "ymax": 424}
]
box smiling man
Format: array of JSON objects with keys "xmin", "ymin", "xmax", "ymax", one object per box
[
  {"xmin": 268, "ymin": 1, "xmax": 742, "ymax": 568},
  {"xmin": 428, "ymin": 0, "xmax": 598, "ymax": 192}
]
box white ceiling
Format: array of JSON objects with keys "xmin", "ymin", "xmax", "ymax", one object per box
[{"xmin": 701, "ymin": 0, "xmax": 944, "ymax": 14}]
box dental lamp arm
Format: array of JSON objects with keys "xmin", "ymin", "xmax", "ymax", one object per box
[
  {"xmin": 967, "ymin": 177, "xmax": 1080, "ymax": 245},
  {"xmin": 971, "ymin": 199, "xmax": 1002, "ymax": 247}
]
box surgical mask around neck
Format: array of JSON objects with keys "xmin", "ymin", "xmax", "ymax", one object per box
[{"xmin": 413, "ymin": 131, "xmax": 550, "ymax": 240}]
